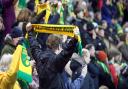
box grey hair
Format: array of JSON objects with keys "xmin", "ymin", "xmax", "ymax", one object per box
[{"xmin": 0, "ymin": 54, "xmax": 12, "ymax": 72}]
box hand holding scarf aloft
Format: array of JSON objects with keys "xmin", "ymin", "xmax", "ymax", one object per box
[{"xmin": 25, "ymin": 23, "xmax": 83, "ymax": 56}]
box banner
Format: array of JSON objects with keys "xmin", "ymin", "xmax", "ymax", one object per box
[
  {"xmin": 32, "ymin": 24, "xmax": 83, "ymax": 56},
  {"xmin": 36, "ymin": 3, "xmax": 51, "ymax": 24},
  {"xmin": 36, "ymin": 3, "xmax": 47, "ymax": 15},
  {"xmin": 17, "ymin": 43, "xmax": 32, "ymax": 84}
]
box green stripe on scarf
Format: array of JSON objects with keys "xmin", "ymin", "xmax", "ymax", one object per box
[
  {"xmin": 77, "ymin": 35, "xmax": 83, "ymax": 56},
  {"xmin": 97, "ymin": 61, "xmax": 109, "ymax": 73},
  {"xmin": 17, "ymin": 70, "xmax": 32, "ymax": 83},
  {"xmin": 17, "ymin": 42, "xmax": 32, "ymax": 84}
]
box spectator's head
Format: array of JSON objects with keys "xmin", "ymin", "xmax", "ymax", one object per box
[
  {"xmin": 78, "ymin": 1, "xmax": 87, "ymax": 10},
  {"xmin": 0, "ymin": 16, "xmax": 4, "ymax": 31},
  {"xmin": 71, "ymin": 53, "xmax": 85, "ymax": 66},
  {"xmin": 10, "ymin": 26, "xmax": 23, "ymax": 46},
  {"xmin": 87, "ymin": 22, "xmax": 95, "ymax": 33},
  {"xmin": 120, "ymin": 33, "xmax": 128, "ymax": 42},
  {"xmin": 96, "ymin": 51, "xmax": 108, "ymax": 62},
  {"xmin": 108, "ymin": 50, "xmax": 122, "ymax": 63},
  {"xmin": 88, "ymin": 11, "xmax": 94, "ymax": 22},
  {"xmin": 106, "ymin": 0, "xmax": 111, "ymax": 5},
  {"xmin": 46, "ymin": 34, "xmax": 62, "ymax": 52},
  {"xmin": 124, "ymin": 27, "xmax": 128, "ymax": 33},
  {"xmin": 99, "ymin": 85, "xmax": 109, "ymax": 89},
  {"xmin": 123, "ymin": 22, "xmax": 128, "ymax": 33},
  {"xmin": 86, "ymin": 44, "xmax": 95, "ymax": 57},
  {"xmin": 76, "ymin": 10, "xmax": 84, "ymax": 19},
  {"xmin": 70, "ymin": 53, "xmax": 83, "ymax": 80},
  {"xmin": 82, "ymin": 48, "xmax": 91, "ymax": 64},
  {"xmin": 17, "ymin": 8, "xmax": 32, "ymax": 22},
  {"xmin": 75, "ymin": 1, "xmax": 88, "ymax": 19},
  {"xmin": 98, "ymin": 26, "xmax": 105, "ymax": 37},
  {"xmin": 0, "ymin": 54, "xmax": 12, "ymax": 72},
  {"xmin": 95, "ymin": 11, "xmax": 102, "ymax": 21},
  {"xmin": 102, "ymin": 20, "xmax": 108, "ymax": 30},
  {"xmin": 93, "ymin": 22, "xmax": 99, "ymax": 33},
  {"xmin": 112, "ymin": 17, "xmax": 118, "ymax": 24},
  {"xmin": 27, "ymin": 0, "xmax": 35, "ymax": 12}
]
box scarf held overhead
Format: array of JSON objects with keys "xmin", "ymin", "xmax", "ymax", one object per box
[{"xmin": 32, "ymin": 24, "xmax": 83, "ymax": 56}]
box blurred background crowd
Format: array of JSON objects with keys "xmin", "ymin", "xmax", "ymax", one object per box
[{"xmin": 0, "ymin": 0, "xmax": 128, "ymax": 89}]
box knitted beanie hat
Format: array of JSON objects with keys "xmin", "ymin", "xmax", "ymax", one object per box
[
  {"xmin": 10, "ymin": 26, "xmax": 23, "ymax": 38},
  {"xmin": 96, "ymin": 51, "xmax": 107, "ymax": 62}
]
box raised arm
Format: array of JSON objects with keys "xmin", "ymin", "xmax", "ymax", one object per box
[{"xmin": 53, "ymin": 38, "xmax": 77, "ymax": 72}]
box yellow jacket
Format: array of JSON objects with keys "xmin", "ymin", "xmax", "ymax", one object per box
[{"xmin": 0, "ymin": 45, "xmax": 22, "ymax": 89}]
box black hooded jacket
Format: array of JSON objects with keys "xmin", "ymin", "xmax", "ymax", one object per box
[{"xmin": 28, "ymin": 33, "xmax": 77, "ymax": 89}]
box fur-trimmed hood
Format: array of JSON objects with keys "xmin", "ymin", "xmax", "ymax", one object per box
[{"xmin": 4, "ymin": 34, "xmax": 13, "ymax": 45}]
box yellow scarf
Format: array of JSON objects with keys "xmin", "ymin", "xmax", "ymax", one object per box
[
  {"xmin": 17, "ymin": 44, "xmax": 32, "ymax": 84},
  {"xmin": 32, "ymin": 24, "xmax": 83, "ymax": 56}
]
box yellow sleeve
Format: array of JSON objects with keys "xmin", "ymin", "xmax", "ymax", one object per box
[
  {"xmin": 0, "ymin": 45, "xmax": 22, "ymax": 88},
  {"xmin": 6, "ymin": 45, "xmax": 22, "ymax": 82}
]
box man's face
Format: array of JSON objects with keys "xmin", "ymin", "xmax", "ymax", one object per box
[
  {"xmin": 77, "ymin": 11, "xmax": 84, "ymax": 19},
  {"xmin": 102, "ymin": 22, "xmax": 108, "ymax": 29},
  {"xmin": 96, "ymin": 12, "xmax": 102, "ymax": 20},
  {"xmin": 99, "ymin": 29, "xmax": 105, "ymax": 37},
  {"xmin": 12, "ymin": 37, "xmax": 22, "ymax": 46}
]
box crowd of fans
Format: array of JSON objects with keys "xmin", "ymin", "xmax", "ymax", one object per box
[{"xmin": 0, "ymin": 0, "xmax": 128, "ymax": 89}]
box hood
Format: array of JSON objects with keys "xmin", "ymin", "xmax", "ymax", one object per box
[{"xmin": 4, "ymin": 34, "xmax": 13, "ymax": 45}]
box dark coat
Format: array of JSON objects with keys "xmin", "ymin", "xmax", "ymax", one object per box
[
  {"xmin": 0, "ymin": 31, "xmax": 4, "ymax": 54},
  {"xmin": 98, "ymin": 63, "xmax": 116, "ymax": 89},
  {"xmin": 118, "ymin": 75, "xmax": 128, "ymax": 89},
  {"xmin": 1, "ymin": 34, "xmax": 16, "ymax": 56},
  {"xmin": 84, "ymin": 32, "xmax": 106, "ymax": 51},
  {"xmin": 28, "ymin": 33, "xmax": 77, "ymax": 89},
  {"xmin": 87, "ymin": 57, "xmax": 100, "ymax": 89},
  {"xmin": 123, "ymin": 8, "xmax": 128, "ymax": 24},
  {"xmin": 62, "ymin": 71, "xmax": 85, "ymax": 89},
  {"xmin": 101, "ymin": 4, "xmax": 117, "ymax": 26},
  {"xmin": 80, "ymin": 72, "xmax": 95, "ymax": 89}
]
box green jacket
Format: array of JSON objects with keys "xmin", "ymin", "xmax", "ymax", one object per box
[{"xmin": 1, "ymin": 34, "xmax": 16, "ymax": 56}]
